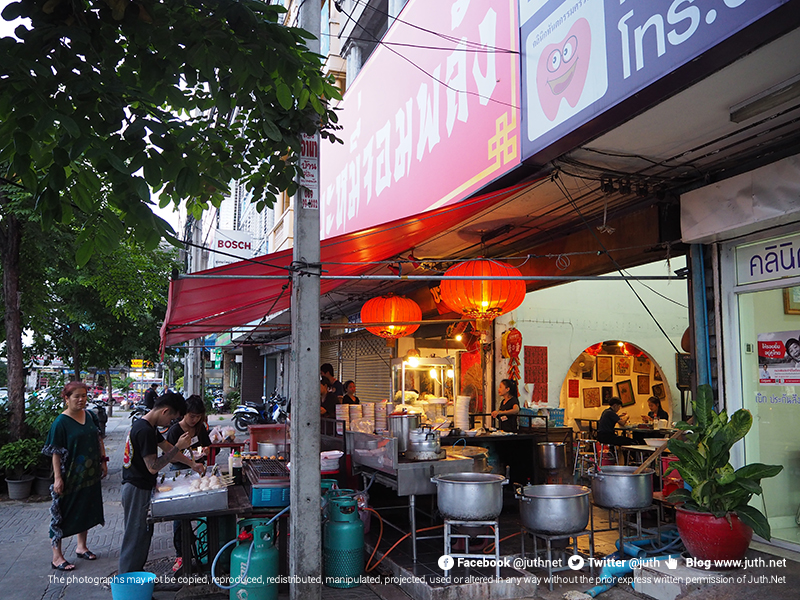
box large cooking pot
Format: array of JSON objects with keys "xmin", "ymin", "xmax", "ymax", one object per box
[
  {"xmin": 516, "ymin": 484, "xmax": 590, "ymax": 534},
  {"xmin": 431, "ymin": 472, "xmax": 508, "ymax": 520},
  {"xmin": 444, "ymin": 446, "xmax": 489, "ymax": 472},
  {"xmin": 388, "ymin": 414, "xmax": 420, "ymax": 453},
  {"xmin": 588, "ymin": 466, "xmax": 654, "ymax": 509},
  {"xmin": 406, "ymin": 426, "xmax": 442, "ymax": 460},
  {"xmin": 536, "ymin": 442, "xmax": 567, "ymax": 470}
]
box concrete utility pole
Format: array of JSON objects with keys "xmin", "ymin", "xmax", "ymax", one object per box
[
  {"xmin": 185, "ymin": 217, "xmax": 204, "ymax": 396},
  {"xmin": 289, "ymin": 3, "xmax": 322, "ymax": 599}
]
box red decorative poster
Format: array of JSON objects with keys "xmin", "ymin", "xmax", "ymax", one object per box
[
  {"xmin": 525, "ymin": 346, "xmax": 548, "ymax": 403},
  {"xmin": 568, "ymin": 379, "xmax": 579, "ymax": 398}
]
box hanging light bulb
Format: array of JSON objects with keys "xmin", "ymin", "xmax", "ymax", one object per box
[
  {"xmin": 408, "ymin": 356, "xmax": 419, "ymax": 368},
  {"xmin": 446, "ymin": 369, "xmax": 454, "ymax": 379},
  {"xmin": 429, "ymin": 368, "xmax": 438, "ymax": 380}
]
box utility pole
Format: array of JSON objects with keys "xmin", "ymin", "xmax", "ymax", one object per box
[
  {"xmin": 185, "ymin": 216, "xmax": 204, "ymax": 396},
  {"xmin": 289, "ymin": 3, "xmax": 322, "ymax": 599}
]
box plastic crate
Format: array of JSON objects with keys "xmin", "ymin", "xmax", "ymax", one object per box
[{"xmin": 549, "ymin": 408, "xmax": 565, "ymax": 427}]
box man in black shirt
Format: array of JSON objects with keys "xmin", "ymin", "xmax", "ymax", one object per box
[
  {"xmin": 143, "ymin": 383, "xmax": 159, "ymax": 410},
  {"xmin": 596, "ymin": 398, "xmax": 631, "ymax": 447},
  {"xmin": 320, "ymin": 363, "xmax": 344, "ymax": 401},
  {"xmin": 119, "ymin": 392, "xmax": 204, "ymax": 574}
]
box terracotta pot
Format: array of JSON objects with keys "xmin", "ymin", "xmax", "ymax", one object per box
[{"xmin": 676, "ymin": 507, "xmax": 753, "ymax": 562}]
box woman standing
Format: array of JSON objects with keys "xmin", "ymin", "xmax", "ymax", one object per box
[
  {"xmin": 491, "ymin": 379, "xmax": 520, "ymax": 432},
  {"xmin": 43, "ymin": 381, "xmax": 107, "ymax": 571}
]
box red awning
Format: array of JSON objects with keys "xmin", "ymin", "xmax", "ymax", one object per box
[{"xmin": 160, "ymin": 182, "xmax": 532, "ymax": 350}]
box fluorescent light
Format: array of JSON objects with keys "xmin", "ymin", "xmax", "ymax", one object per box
[{"xmin": 730, "ymin": 74, "xmax": 800, "ymax": 123}]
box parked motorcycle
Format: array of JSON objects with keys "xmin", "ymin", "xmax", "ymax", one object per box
[
  {"xmin": 129, "ymin": 402, "xmax": 149, "ymax": 422},
  {"xmin": 233, "ymin": 392, "xmax": 289, "ymax": 432},
  {"xmin": 212, "ymin": 391, "xmax": 228, "ymax": 414},
  {"xmin": 89, "ymin": 399, "xmax": 108, "ymax": 437}
]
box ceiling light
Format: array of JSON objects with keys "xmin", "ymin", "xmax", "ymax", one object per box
[{"xmin": 730, "ymin": 74, "xmax": 800, "ymax": 123}]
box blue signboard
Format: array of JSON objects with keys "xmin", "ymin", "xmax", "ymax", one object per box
[{"xmin": 519, "ymin": 0, "xmax": 790, "ymax": 161}]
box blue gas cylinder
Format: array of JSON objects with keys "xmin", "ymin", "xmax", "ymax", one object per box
[
  {"xmin": 323, "ymin": 497, "xmax": 364, "ymax": 588},
  {"xmin": 229, "ymin": 519, "xmax": 278, "ymax": 600}
]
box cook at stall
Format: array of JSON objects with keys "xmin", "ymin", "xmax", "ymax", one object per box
[{"xmin": 491, "ymin": 379, "xmax": 520, "ymax": 433}]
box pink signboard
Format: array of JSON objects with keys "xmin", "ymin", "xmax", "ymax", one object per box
[{"xmin": 319, "ymin": 0, "xmax": 520, "ymax": 239}]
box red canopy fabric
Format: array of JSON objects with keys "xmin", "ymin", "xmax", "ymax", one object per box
[{"xmin": 160, "ymin": 182, "xmax": 532, "ymax": 351}]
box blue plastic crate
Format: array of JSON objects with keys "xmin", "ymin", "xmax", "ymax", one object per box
[{"xmin": 549, "ymin": 408, "xmax": 565, "ymax": 427}]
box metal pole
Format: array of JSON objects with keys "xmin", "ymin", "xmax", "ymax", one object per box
[
  {"xmin": 178, "ymin": 273, "xmax": 685, "ymax": 281},
  {"xmin": 290, "ymin": 4, "xmax": 321, "ymax": 598}
]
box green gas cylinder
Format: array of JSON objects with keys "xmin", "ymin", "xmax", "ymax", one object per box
[
  {"xmin": 323, "ymin": 497, "xmax": 364, "ymax": 588},
  {"xmin": 229, "ymin": 519, "xmax": 278, "ymax": 600}
]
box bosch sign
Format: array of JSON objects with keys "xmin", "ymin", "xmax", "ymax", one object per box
[{"xmin": 217, "ymin": 240, "xmax": 252, "ymax": 250}]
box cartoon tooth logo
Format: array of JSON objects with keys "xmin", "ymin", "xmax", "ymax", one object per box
[{"xmin": 536, "ymin": 18, "xmax": 591, "ymax": 121}]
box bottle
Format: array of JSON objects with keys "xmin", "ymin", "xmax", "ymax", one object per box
[{"xmin": 232, "ymin": 450, "xmax": 243, "ymax": 485}]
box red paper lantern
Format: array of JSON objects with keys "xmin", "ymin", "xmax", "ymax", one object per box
[
  {"xmin": 440, "ymin": 259, "xmax": 526, "ymax": 331},
  {"xmin": 360, "ymin": 295, "xmax": 422, "ymax": 339}
]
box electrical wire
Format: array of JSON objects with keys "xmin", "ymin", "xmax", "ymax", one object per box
[
  {"xmin": 335, "ymin": 0, "xmax": 519, "ymax": 110},
  {"xmin": 553, "ymin": 176, "xmax": 687, "ymax": 359}
]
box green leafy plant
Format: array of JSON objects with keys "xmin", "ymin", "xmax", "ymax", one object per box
[
  {"xmin": 667, "ymin": 385, "xmax": 783, "ymax": 540},
  {"xmin": 24, "ymin": 377, "xmax": 67, "ymax": 439},
  {"xmin": 0, "ymin": 438, "xmax": 43, "ymax": 480}
]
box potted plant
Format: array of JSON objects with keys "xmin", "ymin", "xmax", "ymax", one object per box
[
  {"xmin": 667, "ymin": 385, "xmax": 783, "ymax": 563},
  {"xmin": 0, "ymin": 438, "xmax": 43, "ymax": 500}
]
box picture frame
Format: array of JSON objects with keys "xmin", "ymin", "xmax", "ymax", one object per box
[
  {"xmin": 784, "ymin": 287, "xmax": 800, "ymax": 315},
  {"xmin": 597, "ymin": 356, "xmax": 613, "ymax": 382},
  {"xmin": 633, "ymin": 356, "xmax": 651, "ymax": 374},
  {"xmin": 617, "ymin": 379, "xmax": 635, "ymax": 407},
  {"xmin": 652, "ymin": 383, "xmax": 666, "ymax": 399},
  {"xmin": 568, "ymin": 379, "xmax": 580, "ymax": 398},
  {"xmin": 615, "ymin": 356, "xmax": 631, "ymax": 376},
  {"xmin": 581, "ymin": 365, "xmax": 594, "ymax": 380},
  {"xmin": 583, "ymin": 387, "xmax": 601, "ymax": 408},
  {"xmin": 637, "ymin": 375, "xmax": 650, "ymax": 395},
  {"xmin": 601, "ymin": 386, "xmax": 614, "ymax": 405},
  {"xmin": 654, "ymin": 369, "xmax": 662, "ymax": 382}
]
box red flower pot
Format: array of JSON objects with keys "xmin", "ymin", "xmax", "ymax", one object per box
[{"xmin": 676, "ymin": 507, "xmax": 753, "ymax": 563}]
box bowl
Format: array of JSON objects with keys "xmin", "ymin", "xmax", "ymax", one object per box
[
  {"xmin": 645, "ymin": 438, "xmax": 668, "ymax": 448},
  {"xmin": 464, "ymin": 430, "xmax": 478, "ymax": 437}
]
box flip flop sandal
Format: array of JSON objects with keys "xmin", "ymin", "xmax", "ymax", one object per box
[
  {"xmin": 76, "ymin": 551, "xmax": 97, "ymax": 560},
  {"xmin": 52, "ymin": 561, "xmax": 75, "ymax": 571}
]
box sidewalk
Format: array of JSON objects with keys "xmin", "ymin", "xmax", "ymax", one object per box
[{"xmin": 0, "ymin": 413, "xmax": 401, "ymax": 600}]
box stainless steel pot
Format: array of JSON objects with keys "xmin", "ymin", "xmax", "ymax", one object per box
[
  {"xmin": 516, "ymin": 484, "xmax": 590, "ymax": 534},
  {"xmin": 430, "ymin": 472, "xmax": 508, "ymax": 520},
  {"xmin": 536, "ymin": 442, "xmax": 567, "ymax": 470},
  {"xmin": 588, "ymin": 466, "xmax": 654, "ymax": 509},
  {"xmin": 406, "ymin": 426, "xmax": 442, "ymax": 460},
  {"xmin": 388, "ymin": 414, "xmax": 420, "ymax": 453}
]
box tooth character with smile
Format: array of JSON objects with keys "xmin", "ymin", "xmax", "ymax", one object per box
[{"xmin": 536, "ymin": 18, "xmax": 592, "ymax": 121}]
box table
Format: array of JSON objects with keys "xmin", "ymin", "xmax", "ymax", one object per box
[{"xmin": 149, "ymin": 485, "xmax": 252, "ymax": 575}]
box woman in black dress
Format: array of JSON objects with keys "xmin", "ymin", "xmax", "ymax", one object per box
[{"xmin": 491, "ymin": 379, "xmax": 520, "ymax": 432}]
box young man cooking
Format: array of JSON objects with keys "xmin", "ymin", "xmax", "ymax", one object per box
[{"xmin": 119, "ymin": 392, "xmax": 204, "ymax": 575}]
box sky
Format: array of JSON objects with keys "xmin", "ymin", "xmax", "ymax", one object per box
[{"xmin": 1, "ymin": 2, "xmax": 183, "ymax": 231}]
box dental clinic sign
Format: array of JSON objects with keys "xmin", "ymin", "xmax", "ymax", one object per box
[
  {"xmin": 319, "ymin": 0, "xmax": 520, "ymax": 239},
  {"xmin": 519, "ymin": 0, "xmax": 789, "ymax": 161},
  {"xmin": 736, "ymin": 233, "xmax": 800, "ymax": 285}
]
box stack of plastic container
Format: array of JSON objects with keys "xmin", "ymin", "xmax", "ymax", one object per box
[
  {"xmin": 348, "ymin": 404, "xmax": 362, "ymax": 429},
  {"xmin": 335, "ymin": 404, "xmax": 349, "ymax": 429},
  {"xmin": 455, "ymin": 396, "xmax": 471, "ymax": 431},
  {"xmin": 374, "ymin": 403, "xmax": 388, "ymax": 431}
]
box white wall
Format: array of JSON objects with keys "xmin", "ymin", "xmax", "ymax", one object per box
[{"xmin": 494, "ymin": 257, "xmax": 689, "ymax": 426}]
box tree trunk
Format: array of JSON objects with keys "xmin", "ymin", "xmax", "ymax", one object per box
[
  {"xmin": 105, "ymin": 365, "xmax": 113, "ymax": 417},
  {"xmin": 70, "ymin": 322, "xmax": 81, "ymax": 381},
  {"xmin": 1, "ymin": 211, "xmax": 27, "ymax": 441}
]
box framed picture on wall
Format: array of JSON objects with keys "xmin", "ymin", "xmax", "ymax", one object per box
[
  {"xmin": 617, "ymin": 380, "xmax": 635, "ymax": 407},
  {"xmin": 784, "ymin": 286, "xmax": 800, "ymax": 315},
  {"xmin": 597, "ymin": 356, "xmax": 613, "ymax": 382},
  {"xmin": 654, "ymin": 369, "xmax": 663, "ymax": 381},
  {"xmin": 583, "ymin": 387, "xmax": 601, "ymax": 408},
  {"xmin": 633, "ymin": 356, "xmax": 651, "ymax": 374},
  {"xmin": 637, "ymin": 375, "xmax": 650, "ymax": 395},
  {"xmin": 582, "ymin": 365, "xmax": 594, "ymax": 380},
  {"xmin": 615, "ymin": 356, "xmax": 631, "ymax": 376},
  {"xmin": 568, "ymin": 379, "xmax": 580, "ymax": 398},
  {"xmin": 652, "ymin": 383, "xmax": 666, "ymax": 399},
  {"xmin": 601, "ymin": 386, "xmax": 614, "ymax": 405}
]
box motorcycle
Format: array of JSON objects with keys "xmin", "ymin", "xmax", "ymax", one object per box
[
  {"xmin": 129, "ymin": 402, "xmax": 149, "ymax": 422},
  {"xmin": 233, "ymin": 392, "xmax": 289, "ymax": 432},
  {"xmin": 89, "ymin": 398, "xmax": 108, "ymax": 437},
  {"xmin": 212, "ymin": 391, "xmax": 228, "ymax": 414}
]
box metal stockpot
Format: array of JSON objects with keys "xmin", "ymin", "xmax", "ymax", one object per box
[
  {"xmin": 388, "ymin": 414, "xmax": 420, "ymax": 453},
  {"xmin": 588, "ymin": 466, "xmax": 654, "ymax": 509},
  {"xmin": 516, "ymin": 484, "xmax": 590, "ymax": 534},
  {"xmin": 536, "ymin": 442, "xmax": 567, "ymax": 470},
  {"xmin": 430, "ymin": 472, "xmax": 508, "ymax": 520},
  {"xmin": 406, "ymin": 426, "xmax": 442, "ymax": 460}
]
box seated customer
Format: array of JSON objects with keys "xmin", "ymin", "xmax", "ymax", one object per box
[
  {"xmin": 596, "ymin": 398, "xmax": 631, "ymax": 446},
  {"xmin": 642, "ymin": 396, "xmax": 669, "ymax": 423}
]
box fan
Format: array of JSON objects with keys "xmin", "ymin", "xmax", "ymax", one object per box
[{"xmin": 569, "ymin": 352, "xmax": 596, "ymax": 376}]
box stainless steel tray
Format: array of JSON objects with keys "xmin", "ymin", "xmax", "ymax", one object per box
[{"xmin": 150, "ymin": 469, "xmax": 228, "ymax": 517}]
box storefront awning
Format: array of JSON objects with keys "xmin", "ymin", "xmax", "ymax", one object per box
[{"xmin": 160, "ymin": 182, "xmax": 533, "ymax": 351}]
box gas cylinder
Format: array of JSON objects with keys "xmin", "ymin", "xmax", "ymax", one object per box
[
  {"xmin": 323, "ymin": 497, "xmax": 364, "ymax": 588},
  {"xmin": 229, "ymin": 519, "xmax": 278, "ymax": 600}
]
